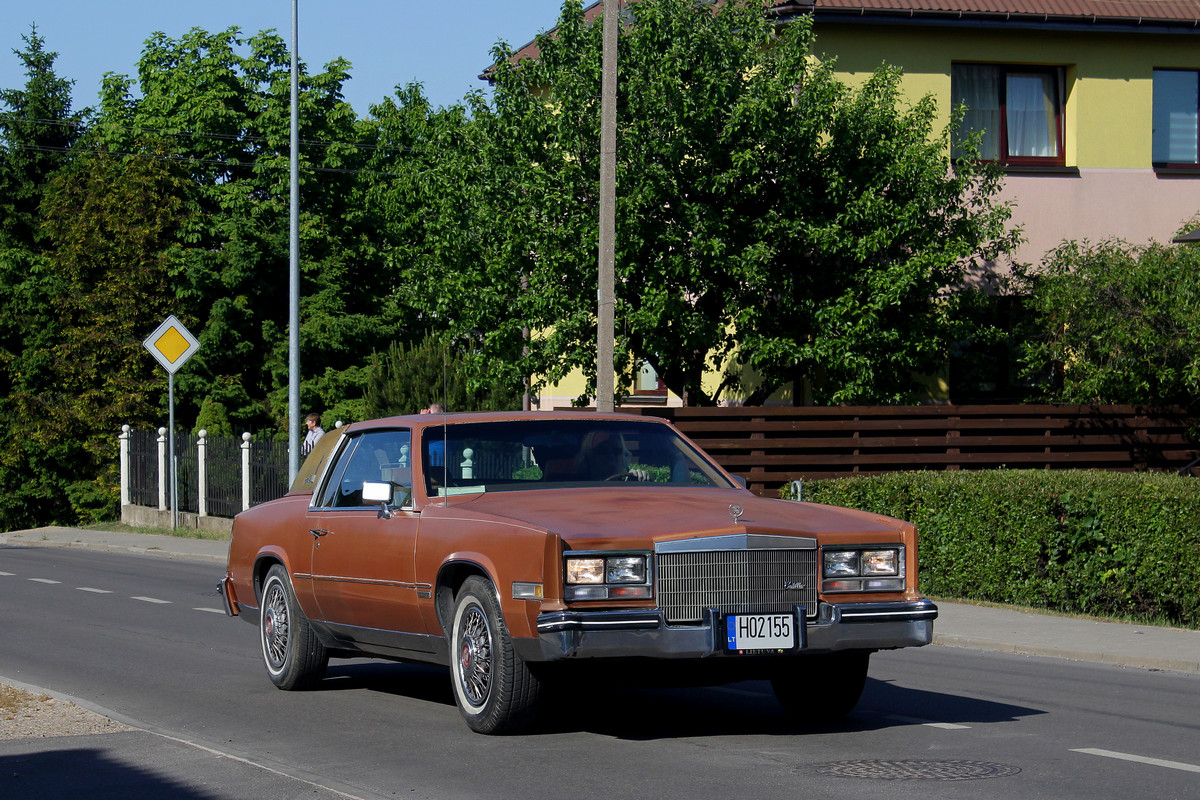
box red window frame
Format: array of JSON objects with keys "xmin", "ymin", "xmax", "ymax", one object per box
[{"xmin": 952, "ymin": 63, "xmax": 1066, "ymax": 168}]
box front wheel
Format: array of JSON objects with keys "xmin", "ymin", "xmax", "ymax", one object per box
[
  {"xmin": 771, "ymin": 650, "xmax": 870, "ymax": 725},
  {"xmin": 449, "ymin": 576, "xmax": 542, "ymax": 734},
  {"xmin": 260, "ymin": 564, "xmax": 328, "ymax": 690}
]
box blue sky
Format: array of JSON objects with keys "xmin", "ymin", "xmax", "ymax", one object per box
[{"xmin": 1, "ymin": 1, "xmax": 568, "ymax": 115}]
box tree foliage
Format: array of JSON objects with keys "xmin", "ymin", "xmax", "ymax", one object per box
[
  {"xmin": 88, "ymin": 27, "xmax": 409, "ymax": 432},
  {"xmin": 393, "ymin": 0, "xmax": 1016, "ymax": 405},
  {"xmin": 364, "ymin": 333, "xmax": 524, "ymax": 417},
  {"xmin": 0, "ymin": 26, "xmax": 414, "ymax": 528},
  {"xmin": 0, "ymin": 27, "xmax": 87, "ymax": 250},
  {"xmin": 1016, "ymin": 233, "xmax": 1200, "ymax": 410}
]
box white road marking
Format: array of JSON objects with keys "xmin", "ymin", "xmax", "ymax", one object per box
[
  {"xmin": 29, "ymin": 578, "xmax": 62, "ymax": 584},
  {"xmin": 194, "ymin": 607, "xmax": 225, "ymax": 614},
  {"xmin": 78, "ymin": 587, "xmax": 113, "ymax": 594},
  {"xmin": 1072, "ymin": 749, "xmax": 1200, "ymax": 774},
  {"xmin": 886, "ymin": 714, "xmax": 972, "ymax": 730},
  {"xmin": 131, "ymin": 596, "xmax": 172, "ymax": 604},
  {"xmin": 0, "ymin": 571, "xmax": 14, "ymax": 576}
]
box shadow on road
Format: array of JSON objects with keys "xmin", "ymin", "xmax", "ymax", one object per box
[
  {"xmin": 0, "ymin": 730, "xmax": 344, "ymax": 800},
  {"xmin": 307, "ymin": 660, "xmax": 1044, "ymax": 740},
  {"xmin": 320, "ymin": 660, "xmax": 455, "ymax": 706}
]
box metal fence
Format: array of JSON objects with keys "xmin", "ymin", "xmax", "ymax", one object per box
[
  {"xmin": 248, "ymin": 437, "xmax": 290, "ymax": 508},
  {"xmin": 119, "ymin": 426, "xmax": 296, "ymax": 519},
  {"xmin": 206, "ymin": 434, "xmax": 243, "ymax": 518},
  {"xmin": 127, "ymin": 429, "xmax": 160, "ymax": 508}
]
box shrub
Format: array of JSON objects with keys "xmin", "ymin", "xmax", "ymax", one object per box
[{"xmin": 785, "ymin": 470, "xmax": 1200, "ymax": 626}]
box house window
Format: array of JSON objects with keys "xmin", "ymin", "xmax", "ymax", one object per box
[
  {"xmin": 631, "ymin": 362, "xmax": 667, "ymax": 401},
  {"xmin": 951, "ymin": 64, "xmax": 1065, "ymax": 166},
  {"xmin": 1153, "ymin": 69, "xmax": 1199, "ymax": 166}
]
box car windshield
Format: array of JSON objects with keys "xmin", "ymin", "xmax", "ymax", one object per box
[{"xmin": 421, "ymin": 419, "xmax": 735, "ymax": 496}]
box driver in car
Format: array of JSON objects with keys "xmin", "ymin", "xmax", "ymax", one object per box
[{"xmin": 581, "ymin": 431, "xmax": 649, "ymax": 481}]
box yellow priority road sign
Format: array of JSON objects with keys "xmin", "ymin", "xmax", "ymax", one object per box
[{"xmin": 143, "ymin": 315, "xmax": 200, "ymax": 374}]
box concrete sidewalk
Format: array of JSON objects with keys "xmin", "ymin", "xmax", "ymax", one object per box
[{"xmin": 3, "ymin": 525, "xmax": 1198, "ymax": 675}]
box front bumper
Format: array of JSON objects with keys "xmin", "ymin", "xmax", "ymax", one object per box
[{"xmin": 517, "ymin": 599, "xmax": 938, "ymax": 662}]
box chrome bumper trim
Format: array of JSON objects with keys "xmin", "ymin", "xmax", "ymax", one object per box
[
  {"xmin": 537, "ymin": 609, "xmax": 662, "ymax": 633},
  {"xmin": 520, "ymin": 599, "xmax": 937, "ymax": 661}
]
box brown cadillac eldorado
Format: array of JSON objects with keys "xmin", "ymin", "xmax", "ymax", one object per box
[{"xmin": 220, "ymin": 411, "xmax": 937, "ymax": 734}]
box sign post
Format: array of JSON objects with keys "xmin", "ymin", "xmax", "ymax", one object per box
[{"xmin": 143, "ymin": 315, "xmax": 200, "ymax": 529}]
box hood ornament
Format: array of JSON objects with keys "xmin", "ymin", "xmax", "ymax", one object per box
[{"xmin": 728, "ymin": 504, "xmax": 744, "ymax": 524}]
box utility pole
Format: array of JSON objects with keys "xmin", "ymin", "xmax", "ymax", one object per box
[
  {"xmin": 596, "ymin": 0, "xmax": 618, "ymax": 412},
  {"xmin": 288, "ymin": 0, "xmax": 301, "ymax": 481}
]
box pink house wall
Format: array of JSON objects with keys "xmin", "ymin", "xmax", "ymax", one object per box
[{"xmin": 1002, "ymin": 169, "xmax": 1200, "ymax": 265}]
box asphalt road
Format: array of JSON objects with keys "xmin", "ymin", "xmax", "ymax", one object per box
[{"xmin": 2, "ymin": 545, "xmax": 1198, "ymax": 800}]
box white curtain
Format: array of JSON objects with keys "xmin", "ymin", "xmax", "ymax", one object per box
[
  {"xmin": 952, "ymin": 65, "xmax": 1000, "ymax": 160},
  {"xmin": 1006, "ymin": 73, "xmax": 1057, "ymax": 158}
]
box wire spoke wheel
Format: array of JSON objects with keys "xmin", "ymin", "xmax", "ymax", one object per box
[
  {"xmin": 261, "ymin": 579, "xmax": 290, "ymax": 672},
  {"xmin": 449, "ymin": 576, "xmax": 542, "ymax": 734},
  {"xmin": 457, "ymin": 605, "xmax": 493, "ymax": 707},
  {"xmin": 258, "ymin": 564, "xmax": 328, "ymax": 690}
]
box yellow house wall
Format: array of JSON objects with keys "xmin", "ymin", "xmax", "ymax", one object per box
[{"xmin": 814, "ymin": 24, "xmax": 1200, "ymax": 169}]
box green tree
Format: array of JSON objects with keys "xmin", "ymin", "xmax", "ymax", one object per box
[
  {"xmin": 363, "ymin": 83, "xmax": 531, "ymax": 405},
  {"xmin": 12, "ymin": 145, "xmax": 195, "ymax": 525},
  {"xmin": 393, "ymin": 0, "xmax": 1015, "ymax": 405},
  {"xmin": 364, "ymin": 333, "xmax": 524, "ymax": 417},
  {"xmin": 1016, "ymin": 232, "xmax": 1200, "ymax": 410},
  {"xmin": 0, "ymin": 27, "xmax": 86, "ymax": 401},
  {"xmin": 91, "ymin": 27, "xmax": 408, "ymax": 434},
  {"xmin": 0, "ymin": 27, "xmax": 88, "ymax": 250},
  {"xmin": 0, "ymin": 29, "xmax": 92, "ymax": 529}
]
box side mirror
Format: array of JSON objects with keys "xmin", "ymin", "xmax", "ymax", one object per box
[
  {"xmin": 732, "ymin": 475, "xmax": 748, "ymax": 489},
  {"xmin": 362, "ymin": 481, "xmax": 394, "ymax": 518}
]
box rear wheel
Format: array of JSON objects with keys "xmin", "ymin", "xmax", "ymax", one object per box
[
  {"xmin": 771, "ymin": 651, "xmax": 870, "ymax": 725},
  {"xmin": 260, "ymin": 564, "xmax": 328, "ymax": 690},
  {"xmin": 449, "ymin": 576, "xmax": 542, "ymax": 734}
]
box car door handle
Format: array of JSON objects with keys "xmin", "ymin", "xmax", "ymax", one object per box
[{"xmin": 309, "ymin": 529, "xmax": 330, "ymax": 539}]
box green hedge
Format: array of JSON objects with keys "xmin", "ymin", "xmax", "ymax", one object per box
[{"xmin": 784, "ymin": 470, "xmax": 1200, "ymax": 627}]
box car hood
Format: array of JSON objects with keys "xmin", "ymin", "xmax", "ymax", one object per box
[{"xmin": 431, "ymin": 486, "xmax": 908, "ymax": 549}]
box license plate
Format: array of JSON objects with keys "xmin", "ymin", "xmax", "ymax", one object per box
[{"xmin": 725, "ymin": 613, "xmax": 796, "ymax": 651}]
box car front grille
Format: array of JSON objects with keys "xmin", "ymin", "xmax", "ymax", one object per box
[{"xmin": 656, "ymin": 548, "xmax": 819, "ymax": 624}]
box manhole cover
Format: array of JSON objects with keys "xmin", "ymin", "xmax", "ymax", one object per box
[{"xmin": 809, "ymin": 759, "xmax": 1022, "ymax": 781}]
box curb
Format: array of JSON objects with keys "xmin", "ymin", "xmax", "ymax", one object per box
[{"xmin": 933, "ymin": 634, "xmax": 1200, "ymax": 675}]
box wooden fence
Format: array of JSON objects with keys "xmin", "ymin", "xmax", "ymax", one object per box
[{"xmin": 626, "ymin": 404, "xmax": 1200, "ymax": 496}]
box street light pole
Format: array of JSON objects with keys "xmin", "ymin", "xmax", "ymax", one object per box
[
  {"xmin": 288, "ymin": 0, "xmax": 301, "ymax": 481},
  {"xmin": 596, "ymin": 0, "xmax": 618, "ymax": 412}
]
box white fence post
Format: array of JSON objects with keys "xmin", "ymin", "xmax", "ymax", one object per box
[
  {"xmin": 119, "ymin": 425, "xmax": 131, "ymax": 507},
  {"xmin": 157, "ymin": 427, "xmax": 168, "ymax": 511},
  {"xmin": 241, "ymin": 432, "xmax": 252, "ymax": 511},
  {"xmin": 197, "ymin": 429, "xmax": 208, "ymax": 517}
]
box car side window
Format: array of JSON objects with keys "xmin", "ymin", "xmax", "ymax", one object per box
[{"xmin": 320, "ymin": 429, "xmax": 413, "ymax": 509}]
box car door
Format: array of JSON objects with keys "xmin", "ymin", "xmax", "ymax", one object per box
[{"xmin": 307, "ymin": 428, "xmax": 432, "ymax": 652}]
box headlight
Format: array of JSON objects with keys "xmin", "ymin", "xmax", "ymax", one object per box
[
  {"xmin": 860, "ymin": 549, "xmax": 899, "ymax": 576},
  {"xmin": 607, "ymin": 556, "xmax": 647, "ymax": 584},
  {"xmin": 823, "ymin": 550, "xmax": 860, "ymax": 577},
  {"xmin": 822, "ymin": 546, "xmax": 904, "ymax": 593},
  {"xmin": 566, "ymin": 558, "xmax": 606, "ymax": 585},
  {"xmin": 565, "ymin": 553, "xmax": 652, "ymax": 600}
]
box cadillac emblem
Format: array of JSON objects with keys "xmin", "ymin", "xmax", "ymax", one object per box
[{"xmin": 728, "ymin": 504, "xmax": 744, "ymax": 524}]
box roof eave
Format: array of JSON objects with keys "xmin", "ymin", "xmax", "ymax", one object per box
[{"xmin": 811, "ymin": 6, "xmax": 1200, "ymax": 33}]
